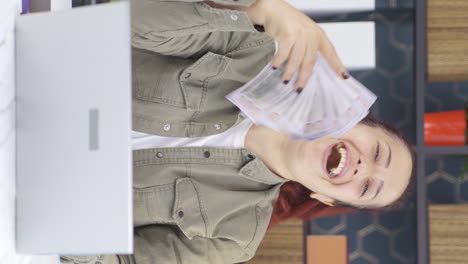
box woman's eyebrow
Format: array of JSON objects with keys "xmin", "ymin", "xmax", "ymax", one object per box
[{"xmin": 385, "ymin": 141, "xmax": 392, "ymax": 168}]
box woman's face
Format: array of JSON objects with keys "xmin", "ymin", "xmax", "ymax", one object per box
[{"xmin": 282, "ymin": 123, "xmax": 413, "ymax": 208}]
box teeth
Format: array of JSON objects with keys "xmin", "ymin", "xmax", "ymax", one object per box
[{"xmin": 329, "ymin": 146, "xmax": 347, "ymax": 176}]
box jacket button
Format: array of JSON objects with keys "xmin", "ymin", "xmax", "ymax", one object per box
[
  {"xmin": 213, "ymin": 124, "xmax": 221, "ymax": 130},
  {"xmin": 184, "ymin": 73, "xmax": 191, "ymax": 79},
  {"xmin": 178, "ymin": 211, "xmax": 184, "ymax": 218},
  {"xmin": 230, "ymin": 14, "xmax": 238, "ymax": 21},
  {"xmin": 204, "ymin": 151, "xmax": 210, "ymax": 158},
  {"xmin": 156, "ymin": 152, "xmax": 163, "ymax": 158},
  {"xmin": 163, "ymin": 124, "xmax": 171, "ymax": 131}
]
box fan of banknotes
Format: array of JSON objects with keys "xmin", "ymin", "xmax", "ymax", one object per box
[{"xmin": 226, "ymin": 53, "xmax": 377, "ymax": 140}]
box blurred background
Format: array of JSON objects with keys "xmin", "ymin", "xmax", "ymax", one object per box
[{"xmin": 251, "ymin": 0, "xmax": 468, "ymax": 264}]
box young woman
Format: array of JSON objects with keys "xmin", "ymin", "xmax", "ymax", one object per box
[{"xmin": 61, "ymin": 0, "xmax": 413, "ymax": 263}]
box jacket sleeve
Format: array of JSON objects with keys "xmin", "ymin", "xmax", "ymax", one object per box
[
  {"xmin": 131, "ymin": 0, "xmax": 264, "ymax": 58},
  {"xmin": 117, "ymin": 225, "xmax": 251, "ymax": 264}
]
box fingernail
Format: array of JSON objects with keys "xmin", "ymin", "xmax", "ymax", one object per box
[
  {"xmin": 342, "ymin": 72, "xmax": 350, "ymax": 79},
  {"xmin": 283, "ymin": 80, "xmax": 289, "ymax": 85},
  {"xmin": 272, "ymin": 66, "xmax": 277, "ymax": 70},
  {"xmin": 296, "ymin": 88, "xmax": 303, "ymax": 94}
]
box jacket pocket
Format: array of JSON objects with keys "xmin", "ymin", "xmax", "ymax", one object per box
[
  {"xmin": 133, "ymin": 183, "xmax": 176, "ymax": 227},
  {"xmin": 133, "ymin": 48, "xmax": 231, "ymax": 112},
  {"xmin": 179, "ymin": 51, "xmax": 231, "ymax": 111},
  {"xmin": 173, "ymin": 178, "xmax": 207, "ymax": 239},
  {"xmin": 133, "ymin": 48, "xmax": 187, "ymax": 108}
]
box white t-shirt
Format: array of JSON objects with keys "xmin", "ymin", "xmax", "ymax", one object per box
[{"xmin": 131, "ymin": 119, "xmax": 254, "ymax": 150}]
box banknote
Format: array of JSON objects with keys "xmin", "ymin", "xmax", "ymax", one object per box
[{"xmin": 226, "ymin": 53, "xmax": 377, "ymax": 140}]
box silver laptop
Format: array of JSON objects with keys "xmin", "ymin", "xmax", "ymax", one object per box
[{"xmin": 15, "ymin": 2, "xmax": 132, "ymax": 254}]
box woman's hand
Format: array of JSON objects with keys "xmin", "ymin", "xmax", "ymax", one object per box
[
  {"xmin": 247, "ymin": 0, "xmax": 349, "ymax": 92},
  {"xmin": 205, "ymin": 0, "xmax": 349, "ymax": 92}
]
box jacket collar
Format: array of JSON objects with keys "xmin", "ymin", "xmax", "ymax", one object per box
[{"xmin": 239, "ymin": 149, "xmax": 288, "ymax": 185}]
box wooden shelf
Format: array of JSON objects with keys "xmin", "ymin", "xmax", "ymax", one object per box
[
  {"xmin": 246, "ymin": 219, "xmax": 305, "ymax": 264},
  {"xmin": 429, "ymin": 204, "xmax": 468, "ymax": 264},
  {"xmin": 416, "ymin": 1, "xmax": 468, "ymax": 263},
  {"xmin": 427, "ymin": 0, "xmax": 468, "ymax": 82}
]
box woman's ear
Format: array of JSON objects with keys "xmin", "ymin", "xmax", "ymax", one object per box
[{"xmin": 310, "ymin": 192, "xmax": 335, "ymax": 207}]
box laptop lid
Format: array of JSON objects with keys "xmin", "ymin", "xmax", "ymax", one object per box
[{"xmin": 15, "ymin": 2, "xmax": 132, "ymax": 254}]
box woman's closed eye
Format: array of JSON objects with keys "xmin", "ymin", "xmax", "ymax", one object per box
[
  {"xmin": 361, "ymin": 180, "xmax": 370, "ymax": 197},
  {"xmin": 374, "ymin": 142, "xmax": 380, "ymax": 161}
]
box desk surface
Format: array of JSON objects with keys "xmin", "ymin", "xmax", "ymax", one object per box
[
  {"xmin": 0, "ymin": 0, "xmax": 19, "ymax": 261},
  {"xmin": 0, "ymin": 0, "xmax": 59, "ymax": 263}
]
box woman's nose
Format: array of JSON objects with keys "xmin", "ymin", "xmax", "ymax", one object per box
[
  {"xmin": 333, "ymin": 158, "xmax": 361, "ymax": 185},
  {"xmin": 348, "ymin": 157, "xmax": 367, "ymax": 182},
  {"xmin": 353, "ymin": 159, "xmax": 361, "ymax": 176},
  {"xmin": 353, "ymin": 157, "xmax": 380, "ymax": 180}
]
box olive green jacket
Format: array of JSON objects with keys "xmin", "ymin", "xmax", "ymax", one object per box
[
  {"xmin": 130, "ymin": 1, "xmax": 285, "ymax": 263},
  {"xmin": 131, "ymin": 0, "xmax": 284, "ymax": 264},
  {"xmin": 132, "ymin": 0, "xmax": 275, "ymax": 137},
  {"xmin": 62, "ymin": 1, "xmax": 284, "ymax": 263}
]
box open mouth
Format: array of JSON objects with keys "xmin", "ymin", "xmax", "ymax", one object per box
[{"xmin": 325, "ymin": 142, "xmax": 349, "ymax": 178}]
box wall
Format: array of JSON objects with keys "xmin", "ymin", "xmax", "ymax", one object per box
[{"xmin": 308, "ymin": 1, "xmax": 418, "ymax": 263}]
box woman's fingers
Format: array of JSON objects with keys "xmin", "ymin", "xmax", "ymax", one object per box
[
  {"xmin": 294, "ymin": 45, "xmax": 317, "ymax": 92},
  {"xmin": 271, "ymin": 37, "xmax": 294, "ymax": 71},
  {"xmin": 260, "ymin": 3, "xmax": 347, "ymax": 91},
  {"xmin": 282, "ymin": 39, "xmax": 306, "ymax": 86},
  {"xmin": 318, "ymin": 29, "xmax": 349, "ymax": 79}
]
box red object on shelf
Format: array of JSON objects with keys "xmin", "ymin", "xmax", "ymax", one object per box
[{"xmin": 424, "ymin": 110, "xmax": 466, "ymax": 146}]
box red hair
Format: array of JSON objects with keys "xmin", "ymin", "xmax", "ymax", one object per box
[{"xmin": 268, "ymin": 181, "xmax": 354, "ymax": 229}]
